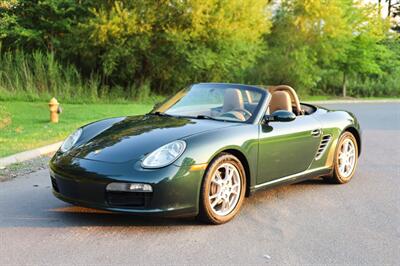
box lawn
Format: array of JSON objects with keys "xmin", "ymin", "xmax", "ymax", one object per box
[
  {"xmin": 301, "ymin": 95, "xmax": 399, "ymax": 101},
  {"xmin": 0, "ymin": 101, "xmax": 153, "ymax": 157}
]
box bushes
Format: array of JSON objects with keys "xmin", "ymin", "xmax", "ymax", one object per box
[
  {"xmin": 0, "ymin": 1, "xmax": 399, "ymax": 99},
  {"xmin": 347, "ymin": 75, "xmax": 400, "ymax": 97},
  {"xmin": 0, "ymin": 0, "xmax": 270, "ymax": 96},
  {"xmin": 0, "ymin": 50, "xmax": 91, "ymax": 102}
]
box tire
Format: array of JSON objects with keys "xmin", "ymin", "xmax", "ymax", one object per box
[
  {"xmin": 198, "ymin": 153, "xmax": 246, "ymax": 224},
  {"xmin": 325, "ymin": 131, "xmax": 359, "ymax": 184}
]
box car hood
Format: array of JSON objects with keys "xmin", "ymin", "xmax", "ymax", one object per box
[{"xmin": 71, "ymin": 115, "xmax": 237, "ymax": 163}]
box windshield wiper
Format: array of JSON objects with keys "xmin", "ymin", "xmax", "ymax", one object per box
[
  {"xmin": 194, "ymin": 115, "xmax": 220, "ymax": 121},
  {"xmin": 150, "ymin": 111, "xmax": 174, "ymax": 117}
]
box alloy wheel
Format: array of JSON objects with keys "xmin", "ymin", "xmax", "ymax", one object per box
[
  {"xmin": 337, "ymin": 138, "xmax": 356, "ymax": 179},
  {"xmin": 208, "ymin": 163, "xmax": 241, "ymax": 216}
]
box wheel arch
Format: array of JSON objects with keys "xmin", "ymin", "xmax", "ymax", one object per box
[
  {"xmin": 343, "ymin": 126, "xmax": 361, "ymax": 156},
  {"xmin": 219, "ymin": 149, "xmax": 252, "ymax": 197}
]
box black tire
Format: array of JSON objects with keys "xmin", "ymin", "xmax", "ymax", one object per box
[
  {"xmin": 325, "ymin": 132, "xmax": 358, "ymax": 184},
  {"xmin": 198, "ymin": 153, "xmax": 246, "ymax": 224}
]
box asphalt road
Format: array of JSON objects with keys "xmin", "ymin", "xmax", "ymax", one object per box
[{"xmin": 0, "ymin": 103, "xmax": 399, "ymax": 265}]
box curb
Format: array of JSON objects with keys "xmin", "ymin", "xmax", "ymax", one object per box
[
  {"xmin": 307, "ymin": 99, "xmax": 400, "ymax": 104},
  {"xmin": 0, "ymin": 141, "xmax": 62, "ymax": 168}
]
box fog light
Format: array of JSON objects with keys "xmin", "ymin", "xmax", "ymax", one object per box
[{"xmin": 106, "ymin": 182, "xmax": 153, "ymax": 193}]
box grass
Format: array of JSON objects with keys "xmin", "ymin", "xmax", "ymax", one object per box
[
  {"xmin": 0, "ymin": 101, "xmax": 153, "ymax": 158},
  {"xmin": 301, "ymin": 95, "xmax": 399, "ymax": 101},
  {"xmin": 1, "ymin": 94, "xmax": 397, "ymax": 158}
]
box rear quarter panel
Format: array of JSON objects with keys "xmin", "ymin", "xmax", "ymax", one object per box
[{"xmin": 307, "ymin": 106, "xmax": 361, "ymax": 170}]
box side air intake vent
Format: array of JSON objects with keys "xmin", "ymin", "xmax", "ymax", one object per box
[{"xmin": 315, "ymin": 135, "xmax": 332, "ymax": 160}]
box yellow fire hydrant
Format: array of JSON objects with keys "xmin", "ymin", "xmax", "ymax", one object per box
[{"xmin": 48, "ymin": 97, "xmax": 60, "ymax": 123}]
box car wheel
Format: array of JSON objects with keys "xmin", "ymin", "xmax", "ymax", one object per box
[
  {"xmin": 326, "ymin": 132, "xmax": 359, "ymax": 184},
  {"xmin": 198, "ymin": 153, "xmax": 246, "ymax": 224}
]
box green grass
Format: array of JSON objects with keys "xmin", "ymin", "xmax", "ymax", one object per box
[
  {"xmin": 301, "ymin": 95, "xmax": 399, "ymax": 101},
  {"xmin": 1, "ymin": 95, "xmax": 397, "ymax": 158},
  {"xmin": 0, "ymin": 101, "xmax": 152, "ymax": 157}
]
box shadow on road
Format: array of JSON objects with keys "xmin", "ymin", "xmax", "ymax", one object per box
[
  {"xmin": 0, "ymin": 176, "xmax": 331, "ymax": 228},
  {"xmin": 295, "ymin": 178, "xmax": 330, "ymax": 185},
  {"xmin": 48, "ymin": 206, "xmax": 199, "ymax": 227}
]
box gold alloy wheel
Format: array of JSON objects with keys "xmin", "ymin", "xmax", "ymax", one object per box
[
  {"xmin": 199, "ymin": 153, "xmax": 246, "ymax": 224},
  {"xmin": 208, "ymin": 163, "xmax": 242, "ymax": 216},
  {"xmin": 337, "ymin": 138, "xmax": 357, "ymax": 179},
  {"xmin": 327, "ymin": 132, "xmax": 359, "ymax": 184}
]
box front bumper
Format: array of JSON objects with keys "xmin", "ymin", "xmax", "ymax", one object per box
[{"xmin": 49, "ymin": 155, "xmax": 205, "ymax": 217}]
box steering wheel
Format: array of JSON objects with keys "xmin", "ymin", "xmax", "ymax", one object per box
[
  {"xmin": 220, "ymin": 109, "xmax": 252, "ymax": 121},
  {"xmin": 232, "ymin": 108, "xmax": 252, "ymax": 120}
]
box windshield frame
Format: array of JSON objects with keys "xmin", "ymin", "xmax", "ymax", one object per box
[{"xmin": 151, "ymin": 83, "xmax": 269, "ymax": 124}]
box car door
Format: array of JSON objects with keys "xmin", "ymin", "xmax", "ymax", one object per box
[{"xmin": 257, "ymin": 115, "xmax": 322, "ymax": 185}]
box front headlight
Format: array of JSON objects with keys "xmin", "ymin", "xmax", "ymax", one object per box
[
  {"xmin": 141, "ymin": 140, "xmax": 186, "ymax": 168},
  {"xmin": 60, "ymin": 128, "xmax": 82, "ymax": 153}
]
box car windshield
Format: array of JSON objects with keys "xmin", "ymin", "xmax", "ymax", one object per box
[{"xmin": 153, "ymin": 84, "xmax": 265, "ymax": 122}]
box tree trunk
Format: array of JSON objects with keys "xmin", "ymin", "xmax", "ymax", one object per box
[
  {"xmin": 342, "ymin": 72, "xmax": 347, "ymax": 98},
  {"xmin": 388, "ymin": 0, "xmax": 392, "ymax": 17},
  {"xmin": 378, "ymin": 0, "xmax": 382, "ymax": 16}
]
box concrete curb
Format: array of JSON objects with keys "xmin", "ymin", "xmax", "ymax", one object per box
[
  {"xmin": 307, "ymin": 99, "xmax": 400, "ymax": 104},
  {"xmin": 0, "ymin": 141, "xmax": 62, "ymax": 168}
]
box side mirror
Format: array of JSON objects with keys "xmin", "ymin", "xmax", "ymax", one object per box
[{"xmin": 264, "ymin": 110, "xmax": 296, "ymax": 123}]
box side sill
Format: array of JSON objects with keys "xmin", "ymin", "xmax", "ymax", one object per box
[{"xmin": 250, "ymin": 166, "xmax": 332, "ymax": 193}]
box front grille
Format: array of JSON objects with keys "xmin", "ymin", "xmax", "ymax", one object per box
[
  {"xmin": 51, "ymin": 177, "xmax": 59, "ymax": 192},
  {"xmin": 106, "ymin": 192, "xmax": 152, "ymax": 208},
  {"xmin": 315, "ymin": 135, "xmax": 332, "ymax": 160}
]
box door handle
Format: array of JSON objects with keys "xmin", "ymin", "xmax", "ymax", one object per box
[{"xmin": 311, "ymin": 129, "xmax": 321, "ymax": 137}]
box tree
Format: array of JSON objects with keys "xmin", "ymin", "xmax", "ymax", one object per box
[
  {"xmin": 0, "ymin": 1, "xmax": 92, "ymax": 51},
  {"xmin": 250, "ymin": 0, "xmax": 352, "ymax": 94},
  {"xmin": 336, "ymin": 1, "xmax": 390, "ymax": 97},
  {"xmin": 0, "ymin": 0, "xmax": 271, "ymax": 93},
  {"xmin": 81, "ymin": 0, "xmax": 271, "ymax": 93},
  {"xmin": 391, "ymin": 1, "xmax": 400, "ymax": 32},
  {"xmin": 251, "ymin": 0, "xmax": 392, "ymax": 97}
]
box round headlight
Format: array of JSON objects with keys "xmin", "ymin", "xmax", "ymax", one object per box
[
  {"xmin": 60, "ymin": 128, "xmax": 82, "ymax": 153},
  {"xmin": 141, "ymin": 140, "xmax": 186, "ymax": 168}
]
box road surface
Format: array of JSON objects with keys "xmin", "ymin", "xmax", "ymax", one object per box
[{"xmin": 0, "ymin": 103, "xmax": 399, "ymax": 265}]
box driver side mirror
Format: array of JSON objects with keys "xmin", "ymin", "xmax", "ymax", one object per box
[{"xmin": 264, "ymin": 110, "xmax": 296, "ymax": 123}]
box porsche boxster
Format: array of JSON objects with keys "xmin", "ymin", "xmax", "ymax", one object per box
[{"xmin": 50, "ymin": 83, "xmax": 361, "ymax": 224}]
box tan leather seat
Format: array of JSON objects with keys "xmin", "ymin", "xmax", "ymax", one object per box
[
  {"xmin": 222, "ymin": 89, "xmax": 244, "ymax": 113},
  {"xmin": 269, "ymin": 91, "xmax": 293, "ymax": 113},
  {"xmin": 268, "ymin": 85, "xmax": 303, "ymax": 115}
]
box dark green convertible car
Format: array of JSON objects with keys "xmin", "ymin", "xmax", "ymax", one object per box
[{"xmin": 50, "ymin": 83, "xmax": 361, "ymax": 224}]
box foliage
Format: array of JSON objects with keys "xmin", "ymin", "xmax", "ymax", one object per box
[
  {"xmin": 0, "ymin": 49, "xmax": 99, "ymax": 102},
  {"xmin": 0, "ymin": 49, "xmax": 165, "ymax": 103},
  {"xmin": 0, "ymin": 0, "xmax": 399, "ymax": 98},
  {"xmin": 390, "ymin": 1, "xmax": 400, "ymax": 32},
  {"xmin": 0, "ymin": 0, "xmax": 270, "ymax": 95},
  {"xmin": 248, "ymin": 0, "xmax": 396, "ymax": 96},
  {"xmin": 0, "ymin": 0, "xmax": 90, "ymax": 53},
  {"xmin": 82, "ymin": 0, "xmax": 271, "ymax": 92}
]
